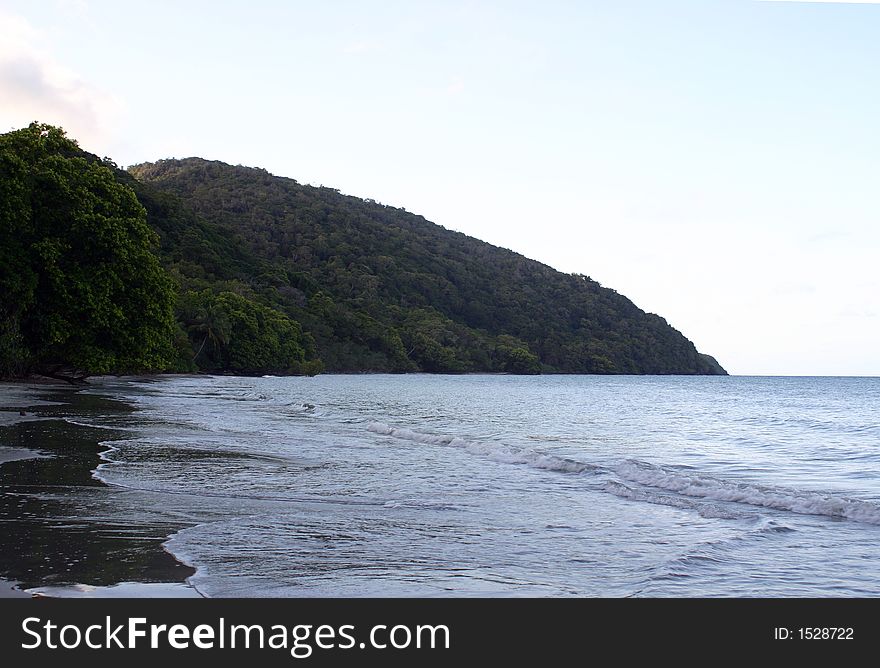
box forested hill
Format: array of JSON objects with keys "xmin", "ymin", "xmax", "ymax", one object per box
[{"xmin": 129, "ymin": 158, "xmax": 725, "ymax": 375}]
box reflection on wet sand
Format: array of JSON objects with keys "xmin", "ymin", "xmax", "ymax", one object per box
[{"xmin": 0, "ymin": 386, "xmax": 197, "ymax": 596}]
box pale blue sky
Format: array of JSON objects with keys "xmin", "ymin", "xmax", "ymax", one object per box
[{"xmin": 2, "ymin": 0, "xmax": 878, "ymax": 375}]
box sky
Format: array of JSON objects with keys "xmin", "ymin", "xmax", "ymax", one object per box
[{"xmin": 1, "ymin": 0, "xmax": 878, "ymax": 375}]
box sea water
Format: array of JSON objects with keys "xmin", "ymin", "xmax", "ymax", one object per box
[{"xmin": 82, "ymin": 375, "xmax": 880, "ymax": 596}]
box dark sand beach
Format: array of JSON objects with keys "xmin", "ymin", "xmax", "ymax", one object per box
[{"xmin": 0, "ymin": 382, "xmax": 199, "ymax": 597}]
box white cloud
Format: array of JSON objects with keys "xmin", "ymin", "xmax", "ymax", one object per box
[{"xmin": 0, "ymin": 10, "xmax": 124, "ymax": 153}]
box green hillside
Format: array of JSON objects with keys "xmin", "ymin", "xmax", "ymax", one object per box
[
  {"xmin": 0, "ymin": 124, "xmax": 725, "ymax": 379},
  {"xmin": 129, "ymin": 158, "xmax": 725, "ymax": 375}
]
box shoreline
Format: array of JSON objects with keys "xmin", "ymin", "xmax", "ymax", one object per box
[
  {"xmin": 2, "ymin": 366, "xmax": 733, "ymax": 389},
  {"xmin": 0, "ymin": 381, "xmax": 200, "ymax": 598}
]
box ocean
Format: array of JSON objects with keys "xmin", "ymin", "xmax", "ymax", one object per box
[{"xmin": 3, "ymin": 374, "xmax": 880, "ymax": 597}]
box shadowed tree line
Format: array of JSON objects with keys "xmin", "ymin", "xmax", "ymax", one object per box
[
  {"xmin": 0, "ymin": 124, "xmax": 315, "ymax": 381},
  {"xmin": 1, "ymin": 123, "xmax": 725, "ymax": 380}
]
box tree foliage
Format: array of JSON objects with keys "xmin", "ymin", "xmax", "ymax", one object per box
[
  {"xmin": 0, "ymin": 124, "xmax": 177, "ymax": 378},
  {"xmin": 128, "ymin": 158, "xmax": 726, "ymax": 375},
  {"xmin": 177, "ymin": 289, "xmax": 319, "ymax": 375},
  {"xmin": 0, "ymin": 124, "xmax": 726, "ymax": 378}
]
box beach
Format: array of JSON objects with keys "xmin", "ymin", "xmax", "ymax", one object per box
[
  {"xmin": 0, "ymin": 381, "xmax": 199, "ymax": 598},
  {"xmin": 4, "ymin": 374, "xmax": 880, "ymax": 597}
]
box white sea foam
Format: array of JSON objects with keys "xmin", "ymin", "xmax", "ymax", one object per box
[
  {"xmin": 616, "ymin": 460, "xmax": 880, "ymax": 525},
  {"xmin": 603, "ymin": 480, "xmax": 751, "ymax": 520},
  {"xmin": 71, "ymin": 374, "xmax": 880, "ymax": 597},
  {"xmin": 367, "ymin": 422, "xmax": 594, "ymax": 474},
  {"xmin": 26, "ymin": 582, "xmax": 202, "ymax": 598}
]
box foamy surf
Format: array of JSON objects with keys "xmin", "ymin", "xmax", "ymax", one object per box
[
  {"xmin": 44, "ymin": 374, "xmax": 880, "ymax": 597},
  {"xmin": 616, "ymin": 460, "xmax": 880, "ymax": 525},
  {"xmin": 366, "ymin": 422, "xmax": 595, "ymax": 474},
  {"xmin": 603, "ymin": 480, "xmax": 753, "ymax": 520}
]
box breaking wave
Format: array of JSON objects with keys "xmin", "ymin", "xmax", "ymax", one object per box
[
  {"xmin": 616, "ymin": 460, "xmax": 880, "ymax": 525},
  {"xmin": 366, "ymin": 422, "xmax": 595, "ymax": 474}
]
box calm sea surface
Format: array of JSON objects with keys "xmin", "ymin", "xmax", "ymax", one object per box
[{"xmin": 66, "ymin": 375, "xmax": 880, "ymax": 596}]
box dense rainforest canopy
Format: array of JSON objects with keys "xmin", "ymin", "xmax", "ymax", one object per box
[
  {"xmin": 0, "ymin": 124, "xmax": 725, "ymax": 379},
  {"xmin": 0, "ymin": 124, "xmax": 177, "ymax": 381},
  {"xmin": 129, "ymin": 157, "xmax": 725, "ymax": 375},
  {"xmin": 0, "ymin": 124, "xmax": 313, "ymax": 380}
]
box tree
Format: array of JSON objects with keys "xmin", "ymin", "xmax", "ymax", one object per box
[
  {"xmin": 129, "ymin": 157, "xmax": 726, "ymax": 375},
  {"xmin": 0, "ymin": 123, "xmax": 177, "ymax": 380},
  {"xmin": 177, "ymin": 290, "xmax": 232, "ymax": 365},
  {"xmin": 177, "ymin": 289, "xmax": 311, "ymax": 374},
  {"xmin": 494, "ymin": 335, "xmax": 541, "ymax": 374}
]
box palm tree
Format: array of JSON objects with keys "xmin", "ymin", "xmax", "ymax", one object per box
[{"xmin": 178, "ymin": 295, "xmax": 231, "ymax": 366}]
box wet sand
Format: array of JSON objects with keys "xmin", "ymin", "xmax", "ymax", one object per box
[
  {"xmin": 0, "ymin": 382, "xmax": 199, "ymax": 597},
  {"xmin": 0, "ymin": 578, "xmax": 33, "ymax": 598}
]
